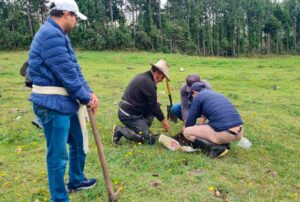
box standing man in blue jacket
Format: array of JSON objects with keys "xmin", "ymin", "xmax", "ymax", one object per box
[
  {"xmin": 183, "ymin": 82, "xmax": 244, "ymax": 158},
  {"xmin": 28, "ymin": 1, "xmax": 99, "ymax": 201}
]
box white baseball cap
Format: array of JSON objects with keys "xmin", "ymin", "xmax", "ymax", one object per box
[{"xmin": 50, "ymin": 0, "xmax": 87, "ymax": 20}]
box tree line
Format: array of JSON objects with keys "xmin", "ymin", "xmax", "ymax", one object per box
[{"xmin": 1, "ymin": 0, "xmax": 300, "ymax": 56}]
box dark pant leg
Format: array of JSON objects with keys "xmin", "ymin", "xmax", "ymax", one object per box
[
  {"xmin": 118, "ymin": 110, "xmax": 149, "ymax": 135},
  {"xmin": 144, "ymin": 114, "xmax": 154, "ymax": 128},
  {"xmin": 118, "ymin": 109, "xmax": 152, "ymax": 143}
]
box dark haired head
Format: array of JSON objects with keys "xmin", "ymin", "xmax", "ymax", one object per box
[
  {"xmin": 49, "ymin": 3, "xmax": 63, "ymax": 17},
  {"xmin": 190, "ymin": 82, "xmax": 206, "ymax": 92},
  {"xmin": 186, "ymin": 74, "xmax": 201, "ymax": 87},
  {"xmin": 50, "ymin": 9, "xmax": 65, "ymax": 17},
  {"xmin": 151, "ymin": 65, "xmax": 159, "ymax": 73}
]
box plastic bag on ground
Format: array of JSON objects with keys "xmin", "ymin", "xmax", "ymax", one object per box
[{"xmin": 237, "ymin": 137, "xmax": 252, "ymax": 149}]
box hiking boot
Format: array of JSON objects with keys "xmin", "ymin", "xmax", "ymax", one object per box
[
  {"xmin": 224, "ymin": 143, "xmax": 231, "ymax": 150},
  {"xmin": 192, "ymin": 138, "xmax": 229, "ymax": 158},
  {"xmin": 142, "ymin": 131, "xmax": 158, "ymax": 145},
  {"xmin": 68, "ymin": 178, "xmax": 97, "ymax": 193},
  {"xmin": 117, "ymin": 127, "xmax": 144, "ymax": 143},
  {"xmin": 192, "ymin": 138, "xmax": 216, "ymax": 152},
  {"xmin": 209, "ymin": 145, "xmax": 229, "ymax": 158},
  {"xmin": 112, "ymin": 125, "xmax": 123, "ymax": 145},
  {"xmin": 145, "ymin": 133, "xmax": 158, "ymax": 145}
]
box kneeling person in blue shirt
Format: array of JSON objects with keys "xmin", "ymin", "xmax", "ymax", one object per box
[{"xmin": 183, "ymin": 82, "xmax": 244, "ymax": 158}]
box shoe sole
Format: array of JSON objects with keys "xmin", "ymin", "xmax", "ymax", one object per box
[
  {"xmin": 112, "ymin": 124, "xmax": 116, "ymax": 144},
  {"xmin": 112, "ymin": 124, "xmax": 121, "ymax": 146},
  {"xmin": 76, "ymin": 181, "xmax": 97, "ymax": 191},
  {"xmin": 216, "ymin": 149, "xmax": 229, "ymax": 158},
  {"xmin": 68, "ymin": 181, "xmax": 97, "ymax": 193}
]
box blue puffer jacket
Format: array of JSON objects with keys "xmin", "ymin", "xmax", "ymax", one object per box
[{"xmin": 28, "ymin": 17, "xmax": 92, "ymax": 114}]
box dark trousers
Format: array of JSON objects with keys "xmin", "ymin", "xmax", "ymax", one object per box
[{"xmin": 118, "ymin": 108, "xmax": 154, "ymax": 137}]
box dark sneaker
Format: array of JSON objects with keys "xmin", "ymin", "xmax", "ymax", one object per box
[
  {"xmin": 68, "ymin": 178, "xmax": 97, "ymax": 193},
  {"xmin": 112, "ymin": 125, "xmax": 123, "ymax": 145},
  {"xmin": 209, "ymin": 146, "xmax": 229, "ymax": 158}
]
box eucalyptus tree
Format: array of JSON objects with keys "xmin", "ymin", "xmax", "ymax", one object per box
[
  {"xmin": 125, "ymin": 0, "xmax": 140, "ymax": 43},
  {"xmin": 284, "ymin": 0, "xmax": 300, "ymax": 52},
  {"xmin": 189, "ymin": 0, "xmax": 204, "ymax": 55},
  {"xmin": 1, "ymin": 0, "xmax": 300, "ymax": 54}
]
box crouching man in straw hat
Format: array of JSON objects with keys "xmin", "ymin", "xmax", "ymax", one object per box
[
  {"xmin": 182, "ymin": 82, "xmax": 244, "ymax": 158},
  {"xmin": 28, "ymin": 0, "xmax": 99, "ymax": 201},
  {"xmin": 113, "ymin": 59, "xmax": 171, "ymax": 145}
]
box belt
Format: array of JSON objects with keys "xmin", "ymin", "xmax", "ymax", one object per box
[
  {"xmin": 32, "ymin": 85, "xmax": 68, "ymax": 95},
  {"xmin": 226, "ymin": 125, "xmax": 243, "ymax": 136},
  {"xmin": 119, "ymin": 100, "xmax": 142, "ymax": 117},
  {"xmin": 32, "ymin": 85, "xmax": 90, "ymax": 154},
  {"xmin": 119, "ymin": 107, "xmax": 130, "ymax": 117},
  {"xmin": 120, "ymin": 99, "xmax": 135, "ymax": 107}
]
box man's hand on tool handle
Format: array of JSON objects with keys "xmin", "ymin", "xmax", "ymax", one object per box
[{"xmin": 87, "ymin": 93, "xmax": 99, "ymax": 114}]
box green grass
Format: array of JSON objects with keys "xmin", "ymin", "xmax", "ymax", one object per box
[{"xmin": 0, "ymin": 51, "xmax": 300, "ymax": 201}]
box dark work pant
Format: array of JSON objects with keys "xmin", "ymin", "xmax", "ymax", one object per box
[{"xmin": 118, "ymin": 109, "xmax": 154, "ymax": 137}]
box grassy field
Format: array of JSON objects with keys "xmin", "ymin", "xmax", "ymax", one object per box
[{"xmin": 0, "ymin": 51, "xmax": 299, "ymax": 202}]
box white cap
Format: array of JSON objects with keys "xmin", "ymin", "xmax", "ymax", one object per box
[{"xmin": 50, "ymin": 0, "xmax": 87, "ymax": 20}]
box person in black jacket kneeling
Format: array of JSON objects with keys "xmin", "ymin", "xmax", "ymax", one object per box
[{"xmin": 113, "ymin": 59, "xmax": 171, "ymax": 145}]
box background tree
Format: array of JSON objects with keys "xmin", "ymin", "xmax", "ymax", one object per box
[{"xmin": 1, "ymin": 0, "xmax": 300, "ymax": 55}]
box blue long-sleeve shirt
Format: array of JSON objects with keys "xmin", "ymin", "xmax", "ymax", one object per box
[{"xmin": 185, "ymin": 90, "xmax": 243, "ymax": 131}]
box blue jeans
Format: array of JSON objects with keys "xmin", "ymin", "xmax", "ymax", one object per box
[
  {"xmin": 33, "ymin": 104, "xmax": 86, "ymax": 202},
  {"xmin": 171, "ymin": 103, "xmax": 183, "ymax": 120}
]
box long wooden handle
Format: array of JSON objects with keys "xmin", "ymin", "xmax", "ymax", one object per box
[
  {"xmin": 88, "ymin": 110, "xmax": 118, "ymax": 202},
  {"xmin": 166, "ymin": 80, "xmax": 173, "ymax": 106}
]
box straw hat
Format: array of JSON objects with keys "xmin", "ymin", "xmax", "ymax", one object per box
[{"xmin": 151, "ymin": 59, "xmax": 170, "ymax": 80}]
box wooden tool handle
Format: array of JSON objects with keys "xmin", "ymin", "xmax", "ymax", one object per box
[
  {"xmin": 88, "ymin": 110, "xmax": 119, "ymax": 202},
  {"xmin": 166, "ymin": 80, "xmax": 173, "ymax": 106}
]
